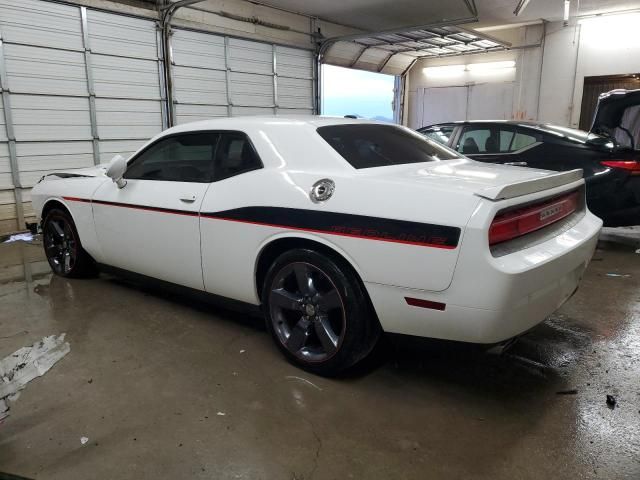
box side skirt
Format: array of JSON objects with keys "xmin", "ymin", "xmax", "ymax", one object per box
[{"xmin": 97, "ymin": 264, "xmax": 263, "ymax": 317}]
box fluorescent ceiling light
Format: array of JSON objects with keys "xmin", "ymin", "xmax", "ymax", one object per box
[
  {"xmin": 513, "ymin": 0, "xmax": 531, "ymax": 16},
  {"xmin": 564, "ymin": 0, "xmax": 570, "ymax": 25},
  {"xmin": 423, "ymin": 64, "xmax": 466, "ymax": 76},
  {"xmin": 466, "ymin": 60, "xmax": 516, "ymax": 71}
]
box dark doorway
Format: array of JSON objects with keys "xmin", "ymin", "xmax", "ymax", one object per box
[{"xmin": 579, "ymin": 74, "xmax": 640, "ymax": 130}]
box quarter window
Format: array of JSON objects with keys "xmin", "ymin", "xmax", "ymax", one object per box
[
  {"xmin": 124, "ymin": 133, "xmax": 218, "ymax": 182},
  {"xmin": 511, "ymin": 131, "xmax": 538, "ymax": 150},
  {"xmin": 213, "ymin": 132, "xmax": 263, "ymax": 181}
]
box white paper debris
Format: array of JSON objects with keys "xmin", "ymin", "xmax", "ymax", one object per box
[
  {"xmin": 239, "ymin": 350, "xmax": 245, "ymax": 354},
  {"xmin": 606, "ymin": 273, "xmax": 631, "ymax": 278},
  {"xmin": 3, "ymin": 232, "xmax": 34, "ymax": 243},
  {"xmin": 216, "ymin": 411, "xmax": 226, "ymax": 416},
  {"xmin": 80, "ymin": 436, "xmax": 89, "ymax": 445},
  {"xmin": 0, "ymin": 334, "xmax": 70, "ymax": 421}
]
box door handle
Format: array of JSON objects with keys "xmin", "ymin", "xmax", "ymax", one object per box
[
  {"xmin": 504, "ymin": 161, "xmax": 528, "ymax": 166},
  {"xmin": 179, "ymin": 194, "xmax": 197, "ymax": 203}
]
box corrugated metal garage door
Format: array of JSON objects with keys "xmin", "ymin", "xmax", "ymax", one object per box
[
  {"xmin": 171, "ymin": 28, "xmax": 314, "ymax": 124},
  {"xmin": 0, "ymin": 0, "xmax": 164, "ymax": 233}
]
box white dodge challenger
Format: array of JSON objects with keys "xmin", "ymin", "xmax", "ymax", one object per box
[{"xmin": 32, "ymin": 116, "xmax": 602, "ymax": 375}]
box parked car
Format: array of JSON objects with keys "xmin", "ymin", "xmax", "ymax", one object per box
[
  {"xmin": 32, "ymin": 117, "xmax": 601, "ymax": 375},
  {"xmin": 418, "ymin": 89, "xmax": 640, "ymax": 227}
]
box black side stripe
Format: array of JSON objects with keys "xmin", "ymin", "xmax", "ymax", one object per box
[
  {"xmin": 64, "ymin": 197, "xmax": 460, "ymax": 249},
  {"xmin": 202, "ymin": 207, "xmax": 460, "ymax": 249}
]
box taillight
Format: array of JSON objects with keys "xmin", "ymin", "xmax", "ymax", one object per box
[
  {"xmin": 601, "ymin": 160, "xmax": 640, "ymax": 175},
  {"xmin": 489, "ymin": 191, "xmax": 579, "ymax": 246}
]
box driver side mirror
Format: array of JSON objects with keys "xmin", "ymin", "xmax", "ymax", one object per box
[{"xmin": 106, "ymin": 154, "xmax": 127, "ymax": 189}]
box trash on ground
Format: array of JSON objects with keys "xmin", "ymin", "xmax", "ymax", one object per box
[
  {"xmin": 0, "ymin": 334, "xmax": 70, "ymax": 421},
  {"xmin": 606, "ymin": 394, "xmax": 617, "ymax": 409},
  {"xmin": 239, "ymin": 349, "xmax": 245, "ymax": 354},
  {"xmin": 556, "ymin": 389, "xmax": 578, "ymax": 395},
  {"xmin": 80, "ymin": 437, "xmax": 89, "ymax": 445},
  {"xmin": 605, "ymin": 273, "xmax": 631, "ymax": 278},
  {"xmin": 216, "ymin": 411, "xmax": 226, "ymax": 416},
  {"xmin": 2, "ymin": 232, "xmax": 34, "ymax": 244}
]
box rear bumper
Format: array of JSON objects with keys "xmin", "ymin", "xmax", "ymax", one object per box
[{"xmin": 366, "ymin": 211, "xmax": 602, "ymax": 343}]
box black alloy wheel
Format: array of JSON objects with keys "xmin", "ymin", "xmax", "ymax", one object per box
[{"xmin": 264, "ymin": 248, "xmax": 380, "ymax": 376}]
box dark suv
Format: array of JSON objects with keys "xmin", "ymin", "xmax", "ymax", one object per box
[{"xmin": 418, "ymin": 90, "xmax": 640, "ymax": 226}]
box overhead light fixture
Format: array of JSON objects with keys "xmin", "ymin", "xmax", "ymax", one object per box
[
  {"xmin": 564, "ymin": 0, "xmax": 570, "ymax": 26},
  {"xmin": 423, "ymin": 64, "xmax": 466, "ymax": 76},
  {"xmin": 513, "ymin": 0, "xmax": 531, "ymax": 16},
  {"xmin": 466, "ymin": 60, "xmax": 516, "ymax": 71}
]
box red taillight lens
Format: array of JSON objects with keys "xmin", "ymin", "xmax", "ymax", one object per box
[
  {"xmin": 601, "ymin": 160, "xmax": 640, "ymax": 175},
  {"xmin": 489, "ymin": 191, "xmax": 579, "ymax": 246}
]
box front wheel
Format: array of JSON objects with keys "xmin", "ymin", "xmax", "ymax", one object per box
[
  {"xmin": 43, "ymin": 208, "xmax": 97, "ymax": 278},
  {"xmin": 263, "ymin": 248, "xmax": 380, "ymax": 376}
]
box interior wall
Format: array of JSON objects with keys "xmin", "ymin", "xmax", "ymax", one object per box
[{"xmin": 407, "ymin": 11, "xmax": 640, "ymax": 131}]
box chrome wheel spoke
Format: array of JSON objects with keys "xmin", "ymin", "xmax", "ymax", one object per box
[
  {"xmin": 63, "ymin": 251, "xmax": 71, "ymax": 273},
  {"xmin": 315, "ymin": 314, "xmax": 339, "ymax": 354},
  {"xmin": 286, "ymin": 317, "xmax": 312, "ymax": 352}
]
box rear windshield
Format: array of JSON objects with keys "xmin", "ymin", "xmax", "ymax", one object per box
[{"xmin": 317, "ymin": 124, "xmax": 460, "ymax": 169}]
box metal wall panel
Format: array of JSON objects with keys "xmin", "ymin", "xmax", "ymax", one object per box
[
  {"xmin": 175, "ymin": 104, "xmax": 228, "ymax": 124},
  {"xmin": 98, "ymin": 139, "xmax": 147, "ymax": 163},
  {"xmin": 0, "ymin": 142, "xmax": 11, "ymax": 189},
  {"xmin": 229, "ymin": 71, "xmax": 274, "ymax": 107},
  {"xmin": 11, "ymin": 95, "xmax": 92, "ymax": 142},
  {"xmin": 172, "ymin": 66, "xmax": 227, "ymax": 105},
  {"xmin": 171, "ymin": 28, "xmax": 314, "ymax": 123},
  {"xmin": 87, "ymin": 11, "xmax": 157, "ymax": 60},
  {"xmin": 91, "ymin": 55, "xmax": 161, "ymax": 99},
  {"xmin": 0, "ymin": 0, "xmax": 83, "ymax": 51},
  {"xmin": 95, "ymin": 98, "xmax": 162, "ymax": 140},
  {"xmin": 3, "ymin": 44, "xmax": 87, "ymax": 96},
  {"xmin": 228, "ymin": 38, "xmax": 273, "ymax": 75}
]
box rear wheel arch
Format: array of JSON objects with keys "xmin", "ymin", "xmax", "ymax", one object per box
[{"xmin": 255, "ymin": 236, "xmax": 367, "ymax": 303}]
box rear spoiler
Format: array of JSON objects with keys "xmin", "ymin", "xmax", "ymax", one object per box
[{"xmin": 474, "ymin": 169, "xmax": 584, "ymax": 201}]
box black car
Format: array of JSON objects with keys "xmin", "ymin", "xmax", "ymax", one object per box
[{"xmin": 418, "ymin": 89, "xmax": 640, "ymax": 226}]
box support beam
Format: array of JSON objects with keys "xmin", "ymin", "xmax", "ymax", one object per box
[
  {"xmin": 0, "ymin": 36, "xmax": 25, "ymax": 231},
  {"xmin": 80, "ymin": 7, "xmax": 101, "ymax": 165}
]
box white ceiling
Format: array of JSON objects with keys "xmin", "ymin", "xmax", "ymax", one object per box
[{"xmin": 253, "ymin": 0, "xmax": 640, "ymax": 32}]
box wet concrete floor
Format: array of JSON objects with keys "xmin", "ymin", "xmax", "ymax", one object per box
[{"xmin": 0, "ymin": 236, "xmax": 638, "ymax": 479}]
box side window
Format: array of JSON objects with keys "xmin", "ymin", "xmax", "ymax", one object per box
[
  {"xmin": 124, "ymin": 133, "xmax": 218, "ymax": 182},
  {"xmin": 213, "ymin": 132, "xmax": 263, "ymax": 181},
  {"xmin": 458, "ymin": 127, "xmax": 515, "ymax": 154},
  {"xmin": 420, "ymin": 126, "xmax": 454, "ymax": 145},
  {"xmin": 510, "ymin": 130, "xmax": 538, "ymax": 151}
]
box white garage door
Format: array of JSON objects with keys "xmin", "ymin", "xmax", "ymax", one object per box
[
  {"xmin": 418, "ymin": 83, "xmax": 515, "ymax": 128},
  {"xmin": 171, "ymin": 28, "xmax": 314, "ymax": 124},
  {"xmin": 0, "ymin": 0, "xmax": 164, "ymax": 232}
]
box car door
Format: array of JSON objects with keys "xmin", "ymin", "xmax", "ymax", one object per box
[
  {"xmin": 92, "ymin": 131, "xmax": 219, "ymax": 290},
  {"xmin": 455, "ymin": 124, "xmax": 542, "ymax": 166}
]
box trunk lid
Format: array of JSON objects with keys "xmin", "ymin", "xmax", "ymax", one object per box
[
  {"xmin": 590, "ymin": 89, "xmax": 640, "ymax": 150},
  {"xmin": 359, "ymin": 159, "xmax": 583, "ymax": 201}
]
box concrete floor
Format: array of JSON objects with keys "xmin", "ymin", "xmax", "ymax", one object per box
[{"xmin": 0, "ymin": 234, "xmax": 638, "ymax": 479}]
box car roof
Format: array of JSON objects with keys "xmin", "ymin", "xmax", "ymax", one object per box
[{"xmin": 164, "ymin": 115, "xmax": 392, "ymax": 136}]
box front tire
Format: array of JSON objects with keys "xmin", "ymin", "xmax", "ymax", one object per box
[
  {"xmin": 42, "ymin": 208, "xmax": 96, "ymax": 278},
  {"xmin": 263, "ymin": 248, "xmax": 380, "ymax": 376}
]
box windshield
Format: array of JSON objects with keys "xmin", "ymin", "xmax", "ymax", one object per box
[{"xmin": 317, "ymin": 124, "xmax": 460, "ymax": 169}]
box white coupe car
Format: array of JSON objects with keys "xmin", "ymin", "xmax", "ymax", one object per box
[{"xmin": 32, "ymin": 116, "xmax": 602, "ymax": 375}]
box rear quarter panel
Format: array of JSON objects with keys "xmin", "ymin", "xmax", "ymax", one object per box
[{"xmin": 199, "ymin": 166, "xmax": 480, "ymax": 305}]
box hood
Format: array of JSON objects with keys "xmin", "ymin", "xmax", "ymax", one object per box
[
  {"xmin": 590, "ymin": 89, "xmax": 640, "ymax": 146},
  {"xmin": 358, "ymin": 159, "xmax": 583, "ymax": 200},
  {"xmin": 45, "ymin": 164, "xmax": 109, "ymax": 179}
]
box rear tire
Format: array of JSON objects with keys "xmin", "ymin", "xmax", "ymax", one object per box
[
  {"xmin": 42, "ymin": 208, "xmax": 97, "ymax": 278},
  {"xmin": 263, "ymin": 248, "xmax": 380, "ymax": 376}
]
